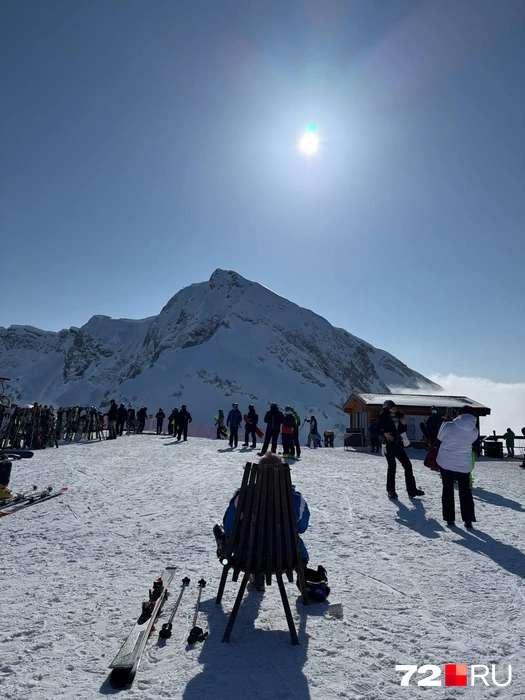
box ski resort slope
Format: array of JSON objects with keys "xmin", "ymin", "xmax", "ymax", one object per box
[{"xmin": 1, "ymin": 436, "xmax": 524, "ymax": 699}]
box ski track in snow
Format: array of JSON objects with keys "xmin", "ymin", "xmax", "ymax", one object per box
[{"xmin": 0, "ymin": 437, "xmax": 524, "ymax": 699}]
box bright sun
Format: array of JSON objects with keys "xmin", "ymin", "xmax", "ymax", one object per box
[{"xmin": 299, "ymin": 130, "xmax": 319, "ymax": 155}]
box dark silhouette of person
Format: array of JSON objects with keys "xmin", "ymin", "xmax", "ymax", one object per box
[
  {"xmin": 177, "ymin": 405, "xmax": 192, "ymax": 441},
  {"xmin": 258, "ymin": 403, "xmax": 284, "ymax": 456},
  {"xmin": 155, "ymin": 408, "xmax": 166, "ymax": 435},
  {"xmin": 242, "ymin": 405, "xmax": 259, "ymax": 448}
]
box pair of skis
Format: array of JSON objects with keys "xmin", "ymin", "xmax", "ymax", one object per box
[
  {"xmin": 109, "ymin": 571, "xmax": 208, "ymax": 689},
  {"xmin": 0, "ymin": 486, "xmax": 68, "ymax": 517}
]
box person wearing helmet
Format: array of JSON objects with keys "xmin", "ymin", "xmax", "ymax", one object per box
[
  {"xmin": 227, "ymin": 403, "xmax": 243, "ymax": 448},
  {"xmin": 426, "ymin": 406, "xmax": 444, "ymax": 446},
  {"xmin": 155, "ymin": 408, "xmax": 166, "ymax": 435},
  {"xmin": 177, "ymin": 405, "xmax": 192, "ymax": 441},
  {"xmin": 282, "ymin": 407, "xmax": 297, "ymax": 458},
  {"xmin": 378, "ymin": 400, "xmax": 424, "ymax": 499},
  {"xmin": 242, "ymin": 404, "xmax": 259, "ymax": 448}
]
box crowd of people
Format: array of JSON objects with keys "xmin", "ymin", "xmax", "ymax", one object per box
[
  {"xmin": 372, "ymin": 399, "xmax": 525, "ymax": 529},
  {"xmin": 213, "ymin": 402, "xmax": 335, "ymax": 458}
]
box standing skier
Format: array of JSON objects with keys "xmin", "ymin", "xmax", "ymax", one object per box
[
  {"xmin": 106, "ymin": 400, "xmax": 118, "ymax": 440},
  {"xmin": 127, "ymin": 405, "xmax": 136, "ymax": 434},
  {"xmin": 226, "ymin": 403, "xmax": 243, "ymax": 448},
  {"xmin": 177, "ymin": 405, "xmax": 192, "ymax": 441},
  {"xmin": 282, "ymin": 407, "xmax": 297, "ymax": 458},
  {"xmin": 305, "ymin": 415, "xmax": 318, "ymax": 448},
  {"xmin": 503, "ymin": 428, "xmax": 515, "ymax": 458},
  {"xmin": 378, "ymin": 400, "xmax": 424, "ymax": 499},
  {"xmin": 242, "ymin": 404, "xmax": 259, "ymax": 448},
  {"xmin": 156, "ymin": 408, "xmax": 166, "ymax": 435},
  {"xmin": 426, "ymin": 406, "xmax": 444, "ymax": 446},
  {"xmin": 117, "ymin": 403, "xmax": 128, "ymax": 437},
  {"xmin": 136, "ymin": 407, "xmax": 148, "ymax": 434},
  {"xmin": 290, "ymin": 407, "xmax": 301, "ymax": 458},
  {"xmin": 170, "ymin": 408, "xmax": 180, "ymax": 437},
  {"xmin": 215, "ymin": 409, "xmax": 226, "ymax": 439},
  {"xmin": 258, "ymin": 403, "xmax": 284, "ymax": 456},
  {"xmin": 168, "ymin": 408, "xmax": 177, "ymax": 436}
]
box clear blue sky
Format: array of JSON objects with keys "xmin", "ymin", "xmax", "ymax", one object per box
[{"xmin": 1, "ymin": 0, "xmax": 524, "ymax": 382}]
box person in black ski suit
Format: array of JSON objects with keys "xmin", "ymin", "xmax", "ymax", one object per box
[
  {"xmin": 258, "ymin": 403, "xmax": 284, "ymax": 456},
  {"xmin": 177, "ymin": 405, "xmax": 192, "ymax": 441},
  {"xmin": 136, "ymin": 407, "xmax": 147, "ymax": 434},
  {"xmin": 106, "ymin": 400, "xmax": 118, "ymax": 440},
  {"xmin": 378, "ymin": 400, "xmax": 425, "ymax": 499},
  {"xmin": 169, "ymin": 408, "xmax": 179, "ymax": 437},
  {"xmin": 127, "ymin": 405, "xmax": 136, "ymax": 434},
  {"xmin": 242, "ymin": 404, "xmax": 259, "ymax": 447},
  {"xmin": 156, "ymin": 408, "xmax": 166, "ymax": 435},
  {"xmin": 426, "ymin": 406, "xmax": 445, "ymax": 446},
  {"xmin": 116, "ymin": 403, "xmax": 128, "ymax": 437},
  {"xmin": 226, "ymin": 403, "xmax": 243, "ymax": 448}
]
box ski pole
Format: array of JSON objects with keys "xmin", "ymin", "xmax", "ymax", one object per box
[
  {"xmin": 187, "ymin": 579, "xmax": 208, "ymax": 644},
  {"xmin": 159, "ymin": 577, "xmax": 190, "ymax": 639}
]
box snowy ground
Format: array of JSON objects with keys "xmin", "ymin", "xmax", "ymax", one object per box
[{"xmin": 1, "ymin": 436, "xmax": 524, "ymax": 699}]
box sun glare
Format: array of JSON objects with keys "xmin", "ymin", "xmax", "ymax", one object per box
[{"xmin": 299, "ymin": 130, "xmax": 319, "ymax": 156}]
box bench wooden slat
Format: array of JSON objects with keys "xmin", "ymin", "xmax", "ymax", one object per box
[{"xmin": 215, "ymin": 461, "xmax": 308, "ymax": 644}]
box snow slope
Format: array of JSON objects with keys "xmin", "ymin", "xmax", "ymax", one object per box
[
  {"xmin": 1, "ymin": 436, "xmax": 523, "ymax": 699},
  {"xmin": 0, "ymin": 270, "xmax": 439, "ymax": 432}
]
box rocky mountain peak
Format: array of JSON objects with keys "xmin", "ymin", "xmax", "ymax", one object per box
[{"xmin": 0, "ymin": 271, "xmax": 439, "ymax": 428}]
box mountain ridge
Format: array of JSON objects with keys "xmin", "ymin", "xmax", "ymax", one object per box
[{"xmin": 0, "ymin": 269, "xmax": 439, "ymax": 429}]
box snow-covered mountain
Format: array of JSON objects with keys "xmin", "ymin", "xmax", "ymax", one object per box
[{"xmin": 0, "ymin": 269, "xmax": 439, "ymax": 428}]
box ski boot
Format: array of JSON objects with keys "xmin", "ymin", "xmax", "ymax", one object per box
[{"xmin": 0, "ymin": 485, "xmax": 13, "ymax": 500}]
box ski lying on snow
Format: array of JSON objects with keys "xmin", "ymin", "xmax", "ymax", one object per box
[
  {"xmin": 0, "ymin": 484, "xmax": 39, "ymax": 507},
  {"xmin": 0, "ymin": 487, "xmax": 68, "ymax": 517},
  {"xmin": 109, "ymin": 566, "xmax": 177, "ymax": 689}
]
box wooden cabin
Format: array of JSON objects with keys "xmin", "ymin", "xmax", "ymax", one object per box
[{"xmin": 343, "ymin": 393, "xmax": 491, "ymax": 448}]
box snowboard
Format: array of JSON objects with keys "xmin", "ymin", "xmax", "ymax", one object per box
[
  {"xmin": 213, "ymin": 416, "xmax": 229, "ymax": 437},
  {"xmin": 244, "ymin": 414, "xmax": 263, "ymax": 438}
]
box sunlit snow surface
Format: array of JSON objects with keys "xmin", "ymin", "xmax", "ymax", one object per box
[{"xmin": 1, "ymin": 435, "xmax": 524, "ymax": 699}]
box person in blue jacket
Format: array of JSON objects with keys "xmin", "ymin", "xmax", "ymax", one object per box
[
  {"xmin": 213, "ymin": 453, "xmax": 329, "ymax": 597},
  {"xmin": 368, "ymin": 419, "xmax": 381, "ymax": 453},
  {"xmin": 226, "ymin": 402, "xmax": 243, "ymax": 448}
]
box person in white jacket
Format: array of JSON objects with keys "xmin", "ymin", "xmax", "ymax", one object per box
[{"xmin": 436, "ymin": 406, "xmax": 479, "ymax": 529}]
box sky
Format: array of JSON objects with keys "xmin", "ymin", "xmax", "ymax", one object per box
[{"xmin": 1, "ymin": 0, "xmax": 524, "ymax": 386}]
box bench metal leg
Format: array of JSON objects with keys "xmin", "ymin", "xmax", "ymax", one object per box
[
  {"xmin": 222, "ymin": 570, "xmax": 250, "ymax": 643},
  {"xmin": 215, "ymin": 565, "xmax": 230, "ymax": 605},
  {"xmin": 276, "ymin": 572, "xmax": 299, "ymax": 645}
]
